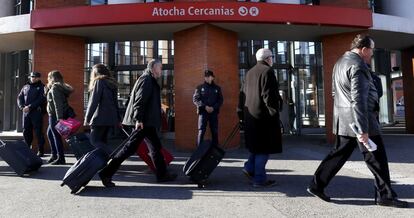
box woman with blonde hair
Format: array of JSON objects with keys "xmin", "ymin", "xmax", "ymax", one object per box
[
  {"xmin": 45, "ymin": 70, "xmax": 73, "ymax": 165},
  {"xmin": 84, "ymin": 64, "xmax": 120, "ymax": 150}
]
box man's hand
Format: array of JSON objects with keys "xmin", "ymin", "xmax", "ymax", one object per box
[
  {"xmin": 357, "ymin": 133, "xmax": 369, "ymax": 145},
  {"xmin": 23, "ymin": 106, "xmax": 30, "ymax": 113},
  {"xmin": 205, "ymin": 106, "xmax": 214, "ymax": 113},
  {"xmin": 135, "ymin": 122, "xmax": 144, "ymax": 130}
]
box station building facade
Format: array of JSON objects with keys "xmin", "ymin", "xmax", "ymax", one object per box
[{"xmin": 1, "ymin": 0, "xmax": 414, "ymax": 150}]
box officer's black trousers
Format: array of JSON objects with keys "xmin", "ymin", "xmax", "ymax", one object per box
[
  {"xmin": 197, "ymin": 113, "xmax": 218, "ymax": 147},
  {"xmin": 22, "ymin": 112, "xmax": 45, "ymax": 152},
  {"xmin": 310, "ymin": 135, "xmax": 396, "ymax": 199}
]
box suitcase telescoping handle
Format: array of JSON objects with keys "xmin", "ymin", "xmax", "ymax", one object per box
[
  {"xmin": 121, "ymin": 128, "xmax": 131, "ymax": 137},
  {"xmin": 220, "ymin": 123, "xmax": 240, "ymax": 150},
  {"xmin": 109, "ymin": 127, "xmax": 136, "ymax": 159}
]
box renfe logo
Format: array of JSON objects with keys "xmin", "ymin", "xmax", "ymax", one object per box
[{"xmin": 152, "ymin": 6, "xmax": 259, "ymax": 17}]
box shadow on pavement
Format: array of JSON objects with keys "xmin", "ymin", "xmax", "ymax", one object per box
[{"xmin": 77, "ymin": 185, "xmax": 193, "ymax": 200}]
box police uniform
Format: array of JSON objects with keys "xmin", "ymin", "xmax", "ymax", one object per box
[
  {"xmin": 17, "ymin": 72, "xmax": 46, "ymax": 155},
  {"xmin": 192, "ymin": 71, "xmax": 223, "ymax": 147}
]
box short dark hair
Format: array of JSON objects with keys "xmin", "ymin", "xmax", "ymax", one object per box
[
  {"xmin": 351, "ymin": 34, "xmax": 374, "ymax": 50},
  {"xmin": 204, "ymin": 70, "xmax": 214, "ymax": 77}
]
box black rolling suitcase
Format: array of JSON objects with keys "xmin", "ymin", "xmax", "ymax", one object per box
[
  {"xmin": 0, "ymin": 139, "xmax": 42, "ymax": 176},
  {"xmin": 66, "ymin": 133, "xmax": 95, "ymax": 160},
  {"xmin": 61, "ymin": 131, "xmax": 131, "ymax": 194},
  {"xmin": 61, "ymin": 148, "xmax": 108, "ymax": 194},
  {"xmin": 183, "ymin": 123, "xmax": 239, "ymax": 187}
]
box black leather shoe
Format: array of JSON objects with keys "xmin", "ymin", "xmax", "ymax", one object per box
[
  {"xmin": 47, "ymin": 156, "xmax": 57, "ymax": 163},
  {"xmin": 51, "ymin": 158, "xmax": 66, "ymax": 165},
  {"xmin": 99, "ymin": 173, "xmax": 115, "ymax": 187},
  {"xmin": 157, "ymin": 173, "xmax": 177, "ymax": 183},
  {"xmin": 307, "ymin": 187, "xmax": 331, "ymax": 202},
  {"xmin": 252, "ymin": 180, "xmax": 277, "ymax": 188},
  {"xmin": 376, "ymin": 198, "xmax": 408, "ymax": 208}
]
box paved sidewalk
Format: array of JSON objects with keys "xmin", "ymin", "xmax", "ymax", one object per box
[{"xmin": 0, "ymin": 134, "xmax": 413, "ymax": 217}]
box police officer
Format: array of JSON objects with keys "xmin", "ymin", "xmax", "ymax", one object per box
[
  {"xmin": 17, "ymin": 72, "xmax": 46, "ymax": 157},
  {"xmin": 193, "ymin": 70, "xmax": 223, "ymax": 147}
]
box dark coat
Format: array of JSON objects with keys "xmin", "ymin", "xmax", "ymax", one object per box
[
  {"xmin": 238, "ymin": 61, "xmax": 283, "ymax": 154},
  {"xmin": 85, "ymin": 78, "xmax": 121, "ymax": 126},
  {"xmin": 122, "ymin": 70, "xmax": 161, "ymax": 129},
  {"xmin": 332, "ymin": 51, "xmax": 381, "ymax": 137},
  {"xmin": 17, "ymin": 80, "xmax": 46, "ymax": 116},
  {"xmin": 46, "ymin": 82, "xmax": 73, "ymax": 120},
  {"xmin": 193, "ymin": 81, "xmax": 223, "ymax": 114}
]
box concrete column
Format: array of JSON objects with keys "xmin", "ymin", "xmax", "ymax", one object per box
[
  {"xmin": 174, "ymin": 24, "xmax": 239, "ymax": 150},
  {"xmin": 401, "ymin": 47, "xmax": 414, "ymax": 133}
]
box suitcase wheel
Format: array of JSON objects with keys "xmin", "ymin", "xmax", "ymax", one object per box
[{"xmin": 60, "ymin": 182, "xmax": 65, "ymax": 187}]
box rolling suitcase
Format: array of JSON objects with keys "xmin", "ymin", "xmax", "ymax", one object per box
[
  {"xmin": 66, "ymin": 133, "xmax": 95, "ymax": 160},
  {"xmin": 61, "ymin": 148, "xmax": 109, "ymax": 194},
  {"xmin": 0, "ymin": 139, "xmax": 42, "ymax": 176},
  {"xmin": 122, "ymin": 128, "xmax": 174, "ymax": 172},
  {"xmin": 60, "ymin": 131, "xmax": 135, "ymax": 194},
  {"xmin": 137, "ymin": 138, "xmax": 174, "ymax": 172},
  {"xmin": 183, "ymin": 123, "xmax": 240, "ymax": 188}
]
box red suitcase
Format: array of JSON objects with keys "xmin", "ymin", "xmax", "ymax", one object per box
[{"xmin": 136, "ymin": 138, "xmax": 174, "ymax": 172}]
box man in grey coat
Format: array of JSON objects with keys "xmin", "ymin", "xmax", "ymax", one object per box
[
  {"xmin": 307, "ymin": 34, "xmax": 407, "ymax": 208},
  {"xmin": 99, "ymin": 59, "xmax": 176, "ymax": 187}
]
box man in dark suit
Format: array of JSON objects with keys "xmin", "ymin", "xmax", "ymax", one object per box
[
  {"xmin": 99, "ymin": 59, "xmax": 177, "ymax": 187},
  {"xmin": 307, "ymin": 34, "xmax": 407, "ymax": 208}
]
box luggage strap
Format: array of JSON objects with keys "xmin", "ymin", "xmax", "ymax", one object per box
[{"xmin": 221, "ymin": 123, "xmax": 240, "ymax": 150}]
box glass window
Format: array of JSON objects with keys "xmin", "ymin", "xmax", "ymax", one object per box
[
  {"xmin": 158, "ymin": 40, "xmax": 173, "ymax": 64},
  {"xmin": 91, "ymin": 0, "xmax": 107, "ymax": 5},
  {"xmin": 276, "ymin": 41, "xmax": 288, "ymax": 64},
  {"xmin": 15, "ymin": 0, "xmax": 31, "ymax": 15}
]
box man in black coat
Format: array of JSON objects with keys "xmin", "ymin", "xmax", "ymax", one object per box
[
  {"xmin": 99, "ymin": 59, "xmax": 176, "ymax": 187},
  {"xmin": 193, "ymin": 70, "xmax": 223, "ymax": 147},
  {"xmin": 307, "ymin": 34, "xmax": 407, "ymax": 208},
  {"xmin": 17, "ymin": 72, "xmax": 46, "ymax": 157},
  {"xmin": 238, "ymin": 48, "xmax": 283, "ymax": 188}
]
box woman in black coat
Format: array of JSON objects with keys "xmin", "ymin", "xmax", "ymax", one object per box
[
  {"xmin": 84, "ymin": 64, "xmax": 121, "ymax": 149},
  {"xmin": 238, "ymin": 48, "xmax": 283, "ymax": 188}
]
